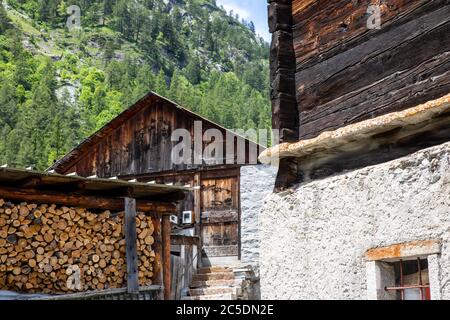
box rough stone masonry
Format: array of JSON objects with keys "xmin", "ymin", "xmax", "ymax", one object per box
[
  {"xmin": 240, "ymin": 165, "xmax": 277, "ymax": 275},
  {"xmin": 259, "ymin": 142, "xmax": 450, "ymax": 299}
]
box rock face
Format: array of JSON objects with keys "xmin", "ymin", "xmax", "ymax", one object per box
[
  {"xmin": 259, "ymin": 142, "xmax": 450, "ymax": 300},
  {"xmin": 240, "ymin": 165, "xmax": 277, "ymax": 275}
]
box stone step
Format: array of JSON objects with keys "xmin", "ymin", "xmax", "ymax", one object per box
[
  {"xmin": 197, "ymin": 267, "xmax": 232, "ymax": 274},
  {"xmin": 192, "ymin": 272, "xmax": 235, "ymax": 282},
  {"xmin": 189, "ymin": 286, "xmax": 237, "ymax": 297},
  {"xmin": 190, "ymin": 279, "xmax": 238, "ymax": 288},
  {"xmin": 181, "ymin": 293, "xmax": 236, "ymax": 301}
]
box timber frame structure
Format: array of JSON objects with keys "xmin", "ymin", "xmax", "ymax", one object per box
[
  {"xmin": 267, "ymin": 0, "xmax": 450, "ymax": 190},
  {"xmin": 50, "ymin": 92, "xmax": 265, "ymax": 268}
]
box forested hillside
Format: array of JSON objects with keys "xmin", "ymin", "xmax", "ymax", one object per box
[{"xmin": 0, "ymin": 0, "xmax": 270, "ymax": 170}]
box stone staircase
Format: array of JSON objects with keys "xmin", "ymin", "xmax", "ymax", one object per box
[{"xmin": 181, "ymin": 266, "xmax": 245, "ymax": 300}]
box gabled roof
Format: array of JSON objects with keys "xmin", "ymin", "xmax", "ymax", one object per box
[{"xmin": 49, "ymin": 92, "xmax": 264, "ymax": 173}]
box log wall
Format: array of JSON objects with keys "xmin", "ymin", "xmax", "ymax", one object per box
[
  {"xmin": 292, "ymin": 0, "xmax": 450, "ymax": 139},
  {"xmin": 268, "ymin": 0, "xmax": 299, "ymax": 143}
]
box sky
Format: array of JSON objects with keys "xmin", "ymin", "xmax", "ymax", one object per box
[{"xmin": 216, "ymin": 0, "xmax": 270, "ymax": 42}]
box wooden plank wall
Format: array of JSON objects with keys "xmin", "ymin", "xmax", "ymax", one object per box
[
  {"xmin": 64, "ymin": 99, "xmax": 254, "ymax": 178},
  {"xmin": 170, "ymin": 243, "xmax": 196, "ymax": 300},
  {"xmin": 292, "ymin": 0, "xmax": 450, "ymax": 139}
]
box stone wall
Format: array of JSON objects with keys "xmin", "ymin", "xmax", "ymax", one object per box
[
  {"xmin": 259, "ymin": 142, "xmax": 450, "ymax": 300},
  {"xmin": 240, "ymin": 165, "xmax": 277, "ymax": 274}
]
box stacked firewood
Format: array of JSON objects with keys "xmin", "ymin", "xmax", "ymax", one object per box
[{"xmin": 0, "ymin": 198, "xmax": 156, "ymax": 294}]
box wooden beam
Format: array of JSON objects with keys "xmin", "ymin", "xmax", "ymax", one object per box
[
  {"xmin": 170, "ymin": 235, "xmax": 200, "ymax": 246},
  {"xmin": 151, "ymin": 215, "xmax": 162, "ymax": 282},
  {"xmin": 124, "ymin": 198, "xmax": 139, "ymax": 294},
  {"xmin": 118, "ymin": 165, "xmax": 242, "ymax": 181},
  {"xmin": 161, "ymin": 214, "xmax": 171, "ymax": 300},
  {"xmin": 18, "ymin": 176, "xmax": 42, "ymax": 189},
  {"xmin": 56, "ymin": 181, "xmax": 86, "ymax": 193},
  {"xmin": 237, "ymin": 169, "xmax": 242, "ymax": 260},
  {"xmin": 0, "ymin": 186, "xmax": 175, "ymax": 212},
  {"xmin": 98, "ymin": 186, "xmax": 134, "ymax": 198}
]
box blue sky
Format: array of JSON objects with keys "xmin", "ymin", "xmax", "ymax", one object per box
[{"xmin": 216, "ymin": 0, "xmax": 270, "ymax": 42}]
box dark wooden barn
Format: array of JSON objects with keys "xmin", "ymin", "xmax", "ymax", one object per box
[
  {"xmin": 50, "ymin": 92, "xmax": 264, "ymax": 266},
  {"xmin": 268, "ymin": 0, "xmax": 450, "ymax": 188}
]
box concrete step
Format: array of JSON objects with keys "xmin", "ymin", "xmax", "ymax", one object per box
[
  {"xmin": 197, "ymin": 267, "xmax": 232, "ymax": 274},
  {"xmin": 189, "ymin": 286, "xmax": 237, "ymax": 297},
  {"xmin": 181, "ymin": 293, "xmax": 236, "ymax": 301},
  {"xmin": 192, "ymin": 272, "xmax": 235, "ymax": 282},
  {"xmin": 190, "ymin": 279, "xmax": 238, "ymax": 288}
]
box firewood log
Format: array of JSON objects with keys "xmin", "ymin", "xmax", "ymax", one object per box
[{"xmin": 0, "ymin": 199, "xmax": 157, "ymax": 294}]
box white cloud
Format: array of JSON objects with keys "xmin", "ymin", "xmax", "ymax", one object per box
[
  {"xmin": 217, "ymin": 0, "xmax": 271, "ymax": 42},
  {"xmin": 218, "ymin": 2, "xmax": 251, "ymax": 20}
]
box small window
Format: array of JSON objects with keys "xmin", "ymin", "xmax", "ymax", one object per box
[{"xmin": 385, "ymin": 258, "xmax": 431, "ymax": 300}]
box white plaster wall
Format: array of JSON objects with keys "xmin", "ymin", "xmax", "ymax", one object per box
[
  {"xmin": 240, "ymin": 165, "xmax": 277, "ymax": 274},
  {"xmin": 260, "ymin": 142, "xmax": 450, "ymax": 300}
]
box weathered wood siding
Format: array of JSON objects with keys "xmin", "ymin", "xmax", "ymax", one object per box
[
  {"xmin": 200, "ymin": 170, "xmax": 240, "ymax": 257},
  {"xmin": 269, "ymin": 0, "xmax": 299, "ymax": 143},
  {"xmin": 292, "ymin": 0, "xmax": 450, "ymax": 139},
  {"xmin": 62, "ymin": 97, "xmax": 255, "ymax": 178}
]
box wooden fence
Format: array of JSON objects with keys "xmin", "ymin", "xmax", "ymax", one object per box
[{"xmin": 170, "ymin": 235, "xmax": 200, "ymax": 300}]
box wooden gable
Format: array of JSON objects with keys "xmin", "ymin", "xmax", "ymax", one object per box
[{"xmin": 51, "ymin": 92, "xmax": 262, "ymax": 178}]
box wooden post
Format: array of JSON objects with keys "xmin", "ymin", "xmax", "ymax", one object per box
[
  {"xmin": 124, "ymin": 197, "xmax": 139, "ymax": 294},
  {"xmin": 161, "ymin": 214, "xmax": 171, "ymax": 300},
  {"xmin": 237, "ymin": 170, "xmax": 242, "ymax": 261}
]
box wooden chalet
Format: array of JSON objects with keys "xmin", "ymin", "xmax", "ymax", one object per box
[
  {"xmin": 50, "ymin": 92, "xmax": 265, "ymax": 266},
  {"xmin": 266, "ymin": 0, "xmax": 450, "ymax": 189}
]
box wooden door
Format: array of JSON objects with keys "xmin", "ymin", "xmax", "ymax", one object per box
[{"xmin": 200, "ymin": 176, "xmax": 239, "ymax": 259}]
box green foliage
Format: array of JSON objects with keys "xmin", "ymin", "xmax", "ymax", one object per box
[
  {"xmin": 1, "ymin": 0, "xmax": 271, "ymax": 170},
  {"xmin": 0, "ymin": 1, "xmax": 11, "ymax": 33}
]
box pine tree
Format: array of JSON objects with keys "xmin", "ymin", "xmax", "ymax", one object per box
[
  {"xmin": 0, "ymin": 1, "xmax": 11, "ymax": 34},
  {"xmin": 248, "ymin": 21, "xmax": 256, "ymax": 34},
  {"xmin": 12, "ymin": 59, "xmax": 58, "ymax": 169},
  {"xmin": 204, "ymin": 20, "xmax": 216, "ymax": 53},
  {"xmin": 103, "ymin": 0, "xmax": 114, "ymax": 17},
  {"xmin": 132, "ymin": 64, "xmax": 155, "ymax": 100},
  {"xmin": 130, "ymin": 2, "xmax": 147, "ymax": 42},
  {"xmin": 102, "ymin": 40, "xmax": 116, "ymax": 65},
  {"xmin": 155, "ymin": 69, "xmax": 167, "ymax": 96},
  {"xmin": 184, "ymin": 55, "xmax": 201, "ymax": 85},
  {"xmin": 0, "ymin": 81, "xmax": 18, "ymax": 130}
]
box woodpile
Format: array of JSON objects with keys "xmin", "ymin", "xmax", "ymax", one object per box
[{"xmin": 0, "ymin": 198, "xmax": 156, "ymax": 294}]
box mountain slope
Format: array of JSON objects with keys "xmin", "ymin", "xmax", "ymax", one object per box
[{"xmin": 0, "ymin": 0, "xmax": 271, "ymax": 170}]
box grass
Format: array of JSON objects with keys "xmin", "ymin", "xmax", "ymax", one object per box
[{"xmin": 7, "ymin": 8, "xmax": 40, "ymax": 36}]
